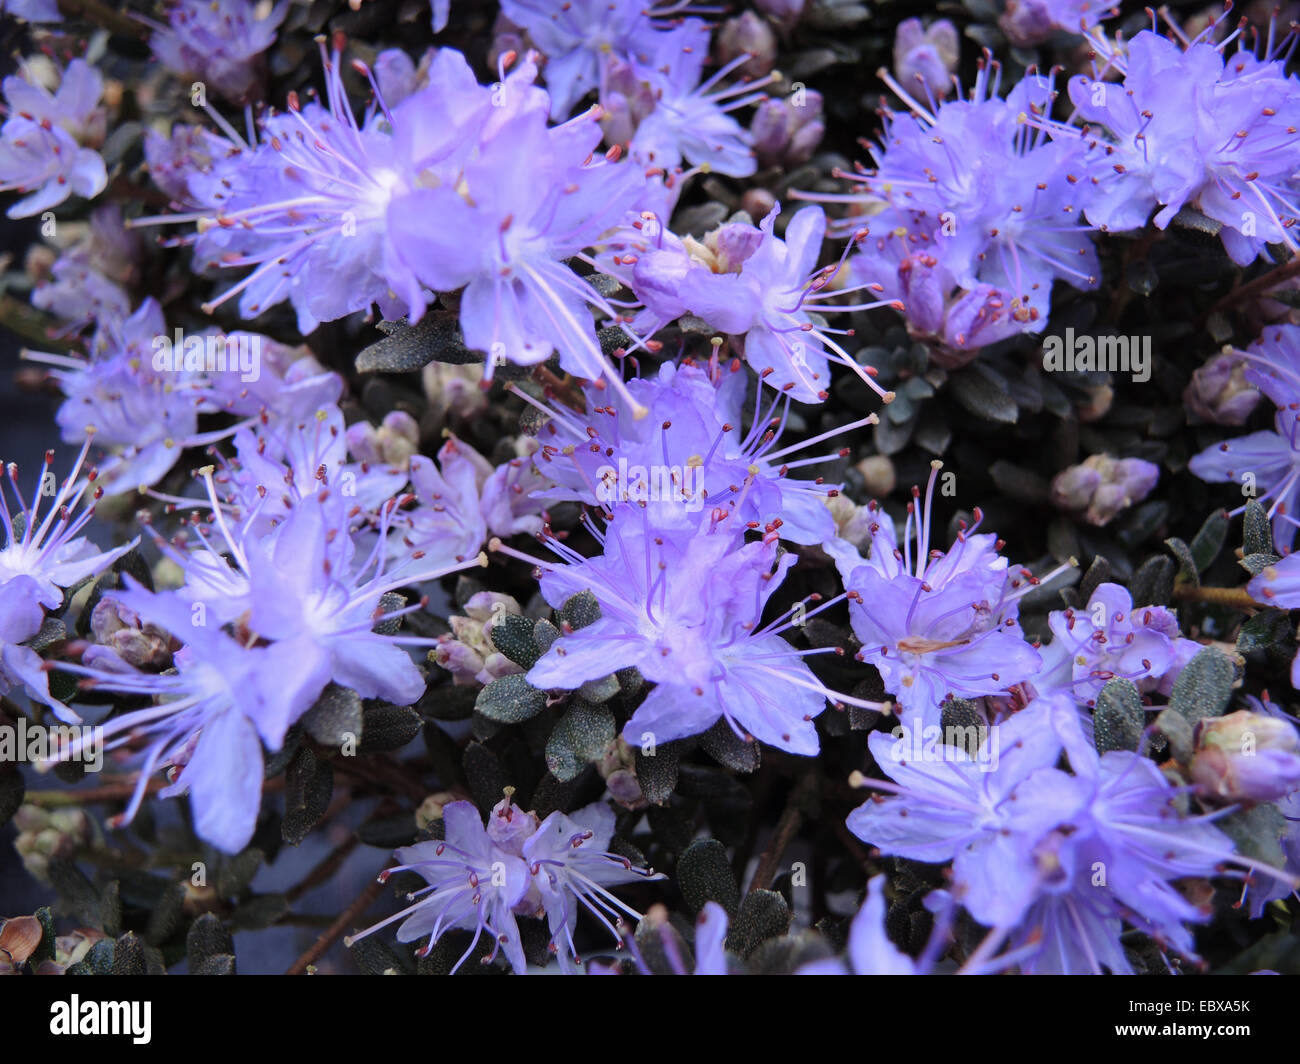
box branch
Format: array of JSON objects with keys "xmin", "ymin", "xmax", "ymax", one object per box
[{"xmin": 285, "ymin": 866, "xmax": 390, "ymax": 975}]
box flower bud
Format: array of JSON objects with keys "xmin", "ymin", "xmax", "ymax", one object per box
[
  {"xmin": 1184, "ymin": 351, "xmax": 1262, "ymax": 426},
  {"xmin": 345, "ymin": 410, "xmax": 420, "ymax": 468},
  {"xmin": 751, "ymin": 91, "xmax": 825, "ymax": 169},
  {"xmin": 716, "ymin": 12, "xmax": 778, "ymax": 78},
  {"xmin": 1050, "ymin": 454, "xmax": 1158, "ymax": 526},
  {"xmin": 89, "ymin": 597, "xmax": 172, "ymax": 668},
  {"xmin": 893, "ymin": 18, "xmax": 958, "ymax": 99},
  {"xmin": 1190, "ymin": 710, "xmax": 1300, "ymax": 802}
]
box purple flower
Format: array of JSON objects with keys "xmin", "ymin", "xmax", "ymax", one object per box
[
  {"xmin": 522, "ymin": 799, "xmax": 663, "ymax": 971},
  {"xmin": 608, "ymin": 18, "xmax": 769, "ymax": 179},
  {"xmin": 31, "ymin": 205, "xmax": 138, "ymax": 328},
  {"xmin": 385, "ymin": 59, "xmax": 651, "ymax": 414},
  {"xmin": 389, "ymin": 434, "xmax": 547, "ymax": 577},
  {"xmin": 848, "ymin": 700, "xmax": 1293, "ymax": 973},
  {"xmin": 350, "ymin": 798, "xmax": 534, "ymax": 971},
  {"xmin": 1189, "ymin": 407, "xmax": 1300, "ymax": 550},
  {"xmin": 349, "ymin": 796, "xmax": 658, "ymax": 972},
  {"xmin": 1031, "ymin": 582, "xmax": 1200, "ymax": 707},
  {"xmin": 1184, "ymin": 349, "xmax": 1263, "ymax": 426},
  {"xmin": 831, "ymin": 467, "xmax": 1052, "ymax": 730},
  {"xmin": 525, "ymin": 359, "xmax": 872, "ymax": 544},
  {"xmin": 750, "ymin": 89, "xmax": 824, "ymax": 170},
  {"xmin": 0, "ymin": 0, "xmax": 61, "ymax": 20},
  {"xmin": 29, "ymin": 299, "xmax": 241, "ymax": 495},
  {"xmin": 0, "ymin": 60, "xmax": 106, "ymax": 217},
  {"xmin": 850, "ymin": 208, "xmax": 1038, "ymax": 363},
  {"xmin": 515, "ymin": 509, "xmax": 883, "ymax": 755},
  {"xmin": 826, "ymin": 70, "xmax": 1101, "ymax": 328},
  {"xmin": 604, "ymin": 203, "xmax": 897, "ymax": 404},
  {"xmin": 1068, "ymin": 26, "xmax": 1300, "ymax": 265},
  {"xmin": 146, "ymin": 0, "xmax": 289, "ymax": 104},
  {"xmin": 54, "ymin": 585, "xmax": 318, "ymax": 853},
  {"xmin": 0, "ymin": 438, "xmax": 137, "ymax": 715}
]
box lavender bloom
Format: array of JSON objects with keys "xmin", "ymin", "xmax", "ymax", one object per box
[
  {"xmin": 516, "ymin": 509, "xmax": 884, "ymax": 755},
  {"xmin": 826, "ymin": 70, "xmax": 1100, "ymax": 328},
  {"xmin": 29, "ymin": 300, "xmax": 235, "ymax": 495},
  {"xmin": 892, "ymin": 18, "xmax": 958, "ymax": 99},
  {"xmin": 850, "ymin": 209, "xmax": 1036, "ymax": 365},
  {"xmin": 610, "ymin": 18, "xmax": 769, "ymax": 179},
  {"xmin": 832, "ymin": 466, "xmax": 1053, "ymax": 730},
  {"xmin": 392, "ymin": 434, "xmax": 548, "ymax": 578},
  {"xmin": 524, "ymin": 359, "xmax": 873, "ymax": 544},
  {"xmin": 603, "ymin": 204, "xmax": 897, "ymax": 404},
  {"xmin": 522, "ymin": 800, "xmax": 663, "ymax": 971},
  {"xmin": 31, "ymin": 205, "xmax": 138, "ymax": 328},
  {"xmin": 385, "ymin": 58, "xmax": 651, "ymax": 414},
  {"xmin": 1032, "ymin": 582, "xmax": 1201, "ymax": 707},
  {"xmin": 847, "ymin": 701, "xmax": 1084, "ymax": 929},
  {"xmin": 0, "ymin": 60, "xmax": 107, "ymax": 217},
  {"xmin": 1068, "ymin": 25, "xmax": 1300, "ymax": 265},
  {"xmin": 152, "ymin": 482, "xmax": 486, "ymax": 708},
  {"xmin": 499, "ymin": 0, "xmax": 680, "ymax": 120},
  {"xmin": 348, "ymin": 799, "xmax": 533, "ymax": 972},
  {"xmin": 750, "ymin": 90, "xmax": 824, "ymax": 170},
  {"xmin": 0, "ymin": 439, "xmax": 137, "ymax": 716},
  {"xmin": 54, "ymin": 585, "xmax": 318, "ymax": 853},
  {"xmin": 146, "ymin": 0, "xmax": 290, "ymax": 104},
  {"xmin": 849, "ymin": 702, "xmax": 1294, "ymax": 973},
  {"xmin": 349, "ymin": 796, "xmax": 658, "ymax": 972},
  {"xmin": 1189, "ymin": 407, "xmax": 1300, "ymax": 551}
]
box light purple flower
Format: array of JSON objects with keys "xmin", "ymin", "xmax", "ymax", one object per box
[
  {"xmin": 146, "ymin": 0, "xmax": 289, "ymax": 103},
  {"xmin": 518, "ymin": 510, "xmax": 883, "ymax": 755}
]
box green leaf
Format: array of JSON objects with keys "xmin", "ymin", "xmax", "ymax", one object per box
[
  {"xmin": 699, "ymin": 719, "xmax": 761, "ymax": 773},
  {"xmin": 950, "ymin": 363, "xmax": 1018, "ymax": 424},
  {"xmin": 635, "ymin": 740, "xmax": 682, "ymax": 805},
  {"xmin": 145, "ymin": 882, "xmax": 188, "ymax": 946},
  {"xmin": 1237, "ymin": 610, "xmax": 1291, "ymax": 654},
  {"xmin": 186, "ymin": 913, "xmax": 235, "ymax": 972},
  {"xmin": 1240, "ymin": 551, "xmax": 1280, "ymax": 576},
  {"xmin": 577, "ymin": 672, "xmax": 622, "ymax": 704},
  {"xmin": 110, "ymin": 932, "xmax": 147, "ymax": 975},
  {"xmin": 1244, "ymin": 500, "xmax": 1274, "ymax": 557},
  {"xmin": 226, "ymin": 893, "xmax": 290, "ymax": 932},
  {"xmin": 678, "ymin": 839, "xmax": 740, "ymax": 916},
  {"xmin": 283, "ymin": 749, "xmax": 333, "ymax": 846},
  {"xmin": 358, "ymin": 703, "xmax": 423, "ymax": 753},
  {"xmin": 1220, "ymin": 804, "xmax": 1287, "ymax": 871},
  {"xmin": 302, "ymin": 684, "xmax": 364, "ymax": 750},
  {"xmin": 545, "ymin": 701, "xmax": 616, "ymax": 782},
  {"xmin": 558, "ymin": 590, "xmax": 601, "ymax": 632},
  {"xmin": 488, "ymin": 614, "xmax": 540, "ymax": 669},
  {"xmin": 1130, "ymin": 555, "xmax": 1175, "ymax": 607},
  {"xmin": 1093, "ymin": 679, "xmax": 1145, "ymax": 753},
  {"xmin": 475, "ymin": 673, "xmax": 548, "ymax": 724},
  {"xmin": 462, "ymin": 742, "xmax": 508, "ymax": 812},
  {"xmin": 1169, "ymin": 646, "xmax": 1237, "ymax": 725},
  {"xmin": 217, "ymin": 847, "xmax": 265, "ymax": 898},
  {"xmin": 1164, "ymin": 536, "xmax": 1199, "ymax": 587},
  {"xmin": 725, "ymin": 890, "xmax": 791, "ymax": 957},
  {"xmin": 1189, "ymin": 509, "xmax": 1230, "ymax": 572},
  {"xmin": 355, "ymin": 313, "xmax": 479, "ymax": 372}
]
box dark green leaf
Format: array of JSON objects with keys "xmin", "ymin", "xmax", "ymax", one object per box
[
  {"xmin": 475, "ymin": 673, "xmax": 548, "ymax": 724},
  {"xmin": 678, "ymin": 839, "xmax": 740, "ymax": 916},
  {"xmin": 283, "ymin": 749, "xmax": 333, "ymax": 846}
]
